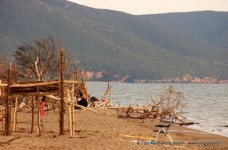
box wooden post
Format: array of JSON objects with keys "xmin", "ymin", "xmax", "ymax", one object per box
[
  {"xmin": 34, "ymin": 57, "xmax": 42, "ymax": 136},
  {"xmin": 13, "ymin": 97, "xmax": 18, "ymax": 131},
  {"xmin": 0, "ymin": 80, "xmax": 1, "ymax": 96},
  {"xmin": 36, "ymin": 95, "xmax": 41, "ymax": 136},
  {"xmin": 0, "ymin": 62, "xmax": 2, "ymax": 95},
  {"xmin": 60, "ymin": 48, "xmax": 65, "ymax": 135},
  {"xmin": 35, "ymin": 84, "xmax": 41, "ymax": 136},
  {"xmin": 67, "ymin": 89, "xmax": 72, "ymax": 137},
  {"xmin": 71, "ymin": 81, "xmax": 75, "ymax": 136},
  {"xmin": 31, "ymin": 96, "xmax": 35, "ymax": 133},
  {"xmin": 5, "ymin": 63, "xmax": 12, "ymax": 135}
]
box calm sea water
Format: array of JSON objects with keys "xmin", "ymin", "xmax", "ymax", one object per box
[{"xmin": 86, "ymin": 82, "xmax": 228, "ymax": 137}]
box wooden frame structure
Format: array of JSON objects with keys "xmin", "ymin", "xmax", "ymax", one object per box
[
  {"xmin": 0, "ymin": 49, "xmax": 86, "ymax": 137},
  {"xmin": 0, "ymin": 79, "xmax": 84, "ymax": 136}
]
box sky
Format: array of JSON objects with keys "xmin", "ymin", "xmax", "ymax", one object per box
[{"xmin": 68, "ymin": 0, "xmax": 228, "ymax": 15}]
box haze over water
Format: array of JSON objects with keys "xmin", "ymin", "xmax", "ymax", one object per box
[{"xmin": 87, "ymin": 82, "xmax": 228, "ymax": 137}]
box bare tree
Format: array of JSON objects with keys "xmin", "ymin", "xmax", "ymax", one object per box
[{"xmin": 14, "ymin": 36, "xmax": 63, "ymax": 81}]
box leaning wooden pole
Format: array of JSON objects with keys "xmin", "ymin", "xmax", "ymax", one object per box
[
  {"xmin": 60, "ymin": 48, "xmax": 65, "ymax": 135},
  {"xmin": 5, "ymin": 63, "xmax": 12, "ymax": 135}
]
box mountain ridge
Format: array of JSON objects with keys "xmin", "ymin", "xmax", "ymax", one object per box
[{"xmin": 0, "ymin": 0, "xmax": 228, "ymax": 81}]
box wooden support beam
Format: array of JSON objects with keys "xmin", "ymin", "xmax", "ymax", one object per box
[
  {"xmin": 13, "ymin": 97, "xmax": 18, "ymax": 131},
  {"xmin": 71, "ymin": 81, "xmax": 75, "ymax": 136},
  {"xmin": 5, "ymin": 63, "xmax": 12, "ymax": 135},
  {"xmin": 0, "ymin": 80, "xmax": 82, "ymax": 88},
  {"xmin": 36, "ymin": 95, "xmax": 41, "ymax": 136},
  {"xmin": 0, "ymin": 81, "xmax": 60, "ymax": 87},
  {"xmin": 9, "ymin": 92, "xmax": 60, "ymax": 97},
  {"xmin": 64, "ymin": 80, "xmax": 82, "ymax": 84},
  {"xmin": 0, "ymin": 80, "xmax": 2, "ymax": 96},
  {"xmin": 60, "ymin": 48, "xmax": 65, "ymax": 135},
  {"xmin": 67, "ymin": 89, "xmax": 73, "ymax": 137},
  {"xmin": 31, "ymin": 96, "xmax": 35, "ymax": 133}
]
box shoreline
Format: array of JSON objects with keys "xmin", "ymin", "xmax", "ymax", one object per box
[
  {"xmin": 87, "ymin": 81, "xmax": 228, "ymax": 84},
  {"xmin": 86, "ymin": 82, "xmax": 228, "ymax": 139},
  {"xmin": 184, "ymin": 123, "xmax": 228, "ymax": 138}
]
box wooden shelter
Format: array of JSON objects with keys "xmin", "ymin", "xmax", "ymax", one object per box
[
  {"xmin": 0, "ymin": 49, "xmax": 87, "ymax": 137},
  {"xmin": 0, "ymin": 78, "xmax": 85, "ymax": 136}
]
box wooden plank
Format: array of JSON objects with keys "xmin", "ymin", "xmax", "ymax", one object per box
[
  {"xmin": 10, "ymin": 86, "xmax": 59, "ymax": 94},
  {"xmin": 12, "ymin": 81, "xmax": 60, "ymax": 87},
  {"xmin": 64, "ymin": 80, "xmax": 82, "ymax": 84},
  {"xmin": 0, "ymin": 80, "xmax": 82, "ymax": 87},
  {"xmin": 9, "ymin": 92, "xmax": 59, "ymax": 97},
  {"xmin": 0, "ymin": 81, "xmax": 59, "ymax": 87}
]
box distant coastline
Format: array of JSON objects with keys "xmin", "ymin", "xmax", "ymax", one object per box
[
  {"xmin": 87, "ymin": 74, "xmax": 228, "ymax": 83},
  {"xmin": 134, "ymin": 74, "xmax": 228, "ymax": 84}
]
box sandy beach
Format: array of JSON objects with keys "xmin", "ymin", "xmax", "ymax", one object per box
[{"xmin": 0, "ymin": 106, "xmax": 227, "ymax": 150}]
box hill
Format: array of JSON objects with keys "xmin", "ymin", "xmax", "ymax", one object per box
[
  {"xmin": 140, "ymin": 11, "xmax": 228, "ymax": 49},
  {"xmin": 0, "ymin": 0, "xmax": 228, "ymax": 81}
]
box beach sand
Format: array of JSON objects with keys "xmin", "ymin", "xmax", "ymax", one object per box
[{"xmin": 0, "ymin": 107, "xmax": 227, "ymax": 150}]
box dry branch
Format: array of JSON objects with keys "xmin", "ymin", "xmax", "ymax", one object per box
[{"xmin": 116, "ymin": 86, "xmax": 195, "ymax": 126}]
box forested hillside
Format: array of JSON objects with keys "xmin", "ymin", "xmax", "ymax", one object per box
[{"xmin": 0, "ymin": 0, "xmax": 227, "ymax": 81}]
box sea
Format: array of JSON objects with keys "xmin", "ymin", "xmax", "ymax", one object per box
[{"xmin": 86, "ymin": 82, "xmax": 228, "ymax": 137}]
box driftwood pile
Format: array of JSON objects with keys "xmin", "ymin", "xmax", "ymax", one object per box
[{"xmin": 116, "ymin": 86, "xmax": 197, "ymax": 126}]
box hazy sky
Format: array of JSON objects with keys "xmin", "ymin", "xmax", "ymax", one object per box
[{"xmin": 68, "ymin": 0, "xmax": 228, "ymax": 15}]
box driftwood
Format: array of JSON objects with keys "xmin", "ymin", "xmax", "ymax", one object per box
[
  {"xmin": 0, "ymin": 136, "xmax": 21, "ymax": 145},
  {"xmin": 177, "ymin": 122, "xmax": 199, "ymax": 126},
  {"xmin": 117, "ymin": 86, "xmax": 197, "ymax": 126}
]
